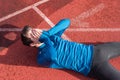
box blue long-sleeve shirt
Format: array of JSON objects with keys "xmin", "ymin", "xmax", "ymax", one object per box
[{"xmin": 37, "ymin": 19, "xmax": 94, "ymax": 76}]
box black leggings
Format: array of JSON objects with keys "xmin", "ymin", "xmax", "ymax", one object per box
[{"xmin": 90, "ymin": 42, "xmax": 120, "ymax": 80}]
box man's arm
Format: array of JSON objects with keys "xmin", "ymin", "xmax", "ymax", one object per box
[
  {"xmin": 49, "ymin": 62, "xmax": 63, "ymax": 69},
  {"xmin": 39, "ymin": 31, "xmax": 57, "ymax": 61},
  {"xmin": 37, "ymin": 53, "xmax": 51, "ymax": 67},
  {"xmin": 47, "ymin": 18, "xmax": 70, "ymax": 37},
  {"xmin": 37, "ymin": 54, "xmax": 63, "ymax": 69}
]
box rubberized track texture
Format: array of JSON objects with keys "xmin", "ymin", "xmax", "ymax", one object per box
[{"xmin": 0, "ymin": 0, "xmax": 120, "ymax": 80}]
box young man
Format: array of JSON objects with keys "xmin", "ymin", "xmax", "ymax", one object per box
[{"xmin": 21, "ymin": 19, "xmax": 120, "ymax": 80}]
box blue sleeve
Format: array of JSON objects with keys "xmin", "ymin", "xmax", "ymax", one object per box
[
  {"xmin": 39, "ymin": 31, "xmax": 57, "ymax": 61},
  {"xmin": 47, "ymin": 18, "xmax": 70, "ymax": 37},
  {"xmin": 37, "ymin": 54, "xmax": 63, "ymax": 68},
  {"xmin": 39, "ymin": 31, "xmax": 52, "ymax": 46},
  {"xmin": 49, "ymin": 62, "xmax": 63, "ymax": 69},
  {"xmin": 37, "ymin": 53, "xmax": 51, "ymax": 67}
]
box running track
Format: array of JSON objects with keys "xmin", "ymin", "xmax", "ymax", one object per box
[{"xmin": 0, "ymin": 0, "xmax": 120, "ymax": 80}]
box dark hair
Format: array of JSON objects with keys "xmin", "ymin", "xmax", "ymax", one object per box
[{"xmin": 21, "ymin": 25, "xmax": 33, "ymax": 46}]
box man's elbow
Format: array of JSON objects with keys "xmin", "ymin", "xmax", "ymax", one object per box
[
  {"xmin": 63, "ymin": 18, "xmax": 70, "ymax": 25},
  {"xmin": 61, "ymin": 18, "xmax": 71, "ymax": 28}
]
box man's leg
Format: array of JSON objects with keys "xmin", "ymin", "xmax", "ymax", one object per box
[
  {"xmin": 91, "ymin": 42, "xmax": 120, "ymax": 80},
  {"xmin": 95, "ymin": 42, "xmax": 120, "ymax": 59},
  {"xmin": 94, "ymin": 61, "xmax": 120, "ymax": 80}
]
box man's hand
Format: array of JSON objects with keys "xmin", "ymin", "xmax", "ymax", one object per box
[{"xmin": 30, "ymin": 29, "xmax": 43, "ymax": 43}]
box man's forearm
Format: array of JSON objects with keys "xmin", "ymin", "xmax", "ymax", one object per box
[{"xmin": 47, "ymin": 18, "xmax": 70, "ymax": 37}]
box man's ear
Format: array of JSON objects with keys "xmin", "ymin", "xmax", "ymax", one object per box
[{"xmin": 30, "ymin": 43, "xmax": 35, "ymax": 47}]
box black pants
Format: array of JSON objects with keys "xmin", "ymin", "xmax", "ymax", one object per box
[{"xmin": 89, "ymin": 42, "xmax": 120, "ymax": 80}]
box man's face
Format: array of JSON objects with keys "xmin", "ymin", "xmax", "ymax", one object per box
[{"xmin": 26, "ymin": 28, "xmax": 43, "ymax": 47}]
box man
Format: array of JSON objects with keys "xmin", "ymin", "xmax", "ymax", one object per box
[{"xmin": 21, "ymin": 19, "xmax": 120, "ymax": 80}]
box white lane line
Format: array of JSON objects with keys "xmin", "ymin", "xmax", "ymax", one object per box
[
  {"xmin": 0, "ymin": 28, "xmax": 22, "ymax": 31},
  {"xmin": 71, "ymin": 3, "xmax": 105, "ymax": 27},
  {"xmin": 67, "ymin": 28, "xmax": 120, "ymax": 32},
  {"xmin": 0, "ymin": 28, "xmax": 47, "ymax": 31},
  {"xmin": 32, "ymin": 6, "xmax": 55, "ymax": 27},
  {"xmin": 1, "ymin": 28, "xmax": 120, "ymax": 32},
  {"xmin": 33, "ymin": 0, "xmax": 49, "ymax": 6},
  {"xmin": 0, "ymin": 0, "xmax": 49, "ymax": 23},
  {"xmin": 32, "ymin": 6, "xmax": 71, "ymax": 40},
  {"xmin": 75, "ymin": 3, "xmax": 105, "ymax": 20}
]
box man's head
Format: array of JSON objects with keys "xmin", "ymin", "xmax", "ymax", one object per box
[{"xmin": 21, "ymin": 25, "xmax": 42, "ymax": 47}]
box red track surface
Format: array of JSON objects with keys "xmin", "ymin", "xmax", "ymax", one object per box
[{"xmin": 0, "ymin": 0, "xmax": 120, "ymax": 80}]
